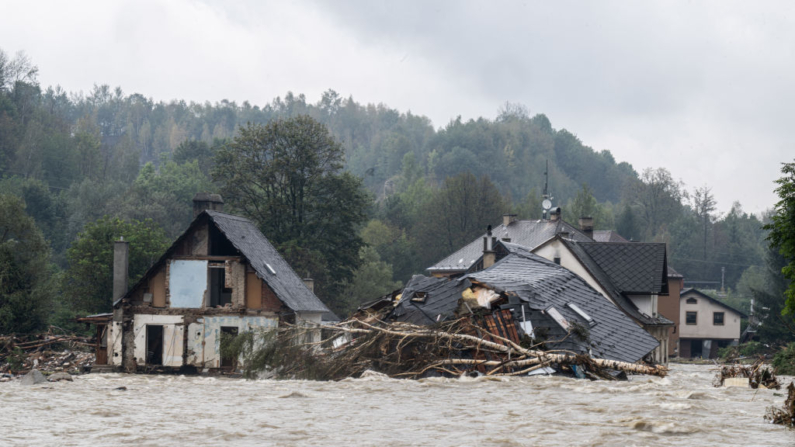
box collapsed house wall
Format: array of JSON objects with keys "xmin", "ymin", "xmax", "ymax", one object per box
[
  {"xmin": 132, "ymin": 315, "xmax": 185, "ymax": 367},
  {"xmin": 187, "ymin": 316, "xmax": 278, "ymax": 368},
  {"xmin": 90, "ymin": 207, "xmax": 330, "ymax": 374}
]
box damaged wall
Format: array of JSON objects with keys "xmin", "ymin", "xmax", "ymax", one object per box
[
  {"xmin": 187, "ymin": 316, "xmax": 278, "ymax": 368},
  {"xmin": 169, "ymin": 260, "xmax": 208, "ymax": 308},
  {"xmin": 132, "ymin": 315, "xmax": 185, "ymax": 367}
]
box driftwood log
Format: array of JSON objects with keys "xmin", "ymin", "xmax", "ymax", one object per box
[
  {"xmin": 330, "ymin": 319, "xmax": 667, "ymax": 377},
  {"xmin": 223, "ymin": 316, "xmax": 667, "ymax": 380}
]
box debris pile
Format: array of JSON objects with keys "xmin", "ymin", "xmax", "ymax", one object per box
[
  {"xmin": 226, "ymin": 316, "xmax": 668, "ymax": 381},
  {"xmin": 714, "ymin": 359, "xmax": 781, "ymax": 389},
  {"xmin": 0, "ymin": 328, "xmax": 95, "ymax": 378},
  {"xmin": 766, "ymin": 382, "xmax": 795, "ymax": 426}
]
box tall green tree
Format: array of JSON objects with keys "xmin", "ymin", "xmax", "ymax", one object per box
[
  {"xmin": 412, "ymin": 172, "xmax": 508, "ymax": 268},
  {"xmin": 61, "ymin": 216, "xmax": 169, "ymax": 316},
  {"xmin": 766, "ymin": 160, "xmax": 795, "ymax": 314},
  {"xmin": 0, "ymin": 194, "xmax": 52, "ymax": 333},
  {"xmin": 692, "ymin": 185, "xmax": 717, "ymax": 266},
  {"xmin": 213, "ymin": 115, "xmax": 370, "ymax": 306}
]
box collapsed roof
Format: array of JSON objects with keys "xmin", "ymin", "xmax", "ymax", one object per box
[{"xmin": 393, "ymin": 245, "xmax": 660, "ymax": 364}]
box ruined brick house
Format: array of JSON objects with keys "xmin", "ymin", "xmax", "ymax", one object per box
[{"xmin": 80, "ymin": 194, "xmax": 330, "ymax": 372}]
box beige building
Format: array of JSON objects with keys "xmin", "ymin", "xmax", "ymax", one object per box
[{"xmin": 678, "ymin": 288, "xmax": 746, "ymax": 359}]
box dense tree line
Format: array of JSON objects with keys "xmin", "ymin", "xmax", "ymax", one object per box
[{"xmin": 0, "ymin": 49, "xmax": 786, "ymax": 334}]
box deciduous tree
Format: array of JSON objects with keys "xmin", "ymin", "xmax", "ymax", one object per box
[
  {"xmin": 766, "ymin": 160, "xmax": 795, "ymax": 314},
  {"xmin": 213, "ymin": 115, "xmax": 370, "ymax": 305}
]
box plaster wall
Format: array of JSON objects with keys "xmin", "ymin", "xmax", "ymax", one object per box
[
  {"xmin": 187, "ymin": 316, "xmax": 278, "ymax": 368},
  {"xmin": 110, "ymin": 321, "xmax": 123, "ymax": 366},
  {"xmin": 628, "ymin": 295, "xmax": 655, "ymax": 317},
  {"xmin": 132, "ymin": 315, "xmax": 185, "ymax": 367},
  {"xmin": 533, "ymin": 240, "xmax": 612, "ymax": 302},
  {"xmin": 679, "ymin": 293, "xmax": 741, "ymax": 340},
  {"xmin": 169, "ymin": 260, "xmax": 207, "ymax": 308}
]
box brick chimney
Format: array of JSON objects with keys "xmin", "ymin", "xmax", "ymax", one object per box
[
  {"xmin": 482, "ymin": 225, "xmax": 496, "ymax": 269},
  {"xmin": 578, "ymin": 216, "xmax": 594, "ymax": 240},
  {"xmin": 502, "ymin": 213, "xmax": 517, "ymax": 227},
  {"xmin": 193, "ymin": 193, "xmax": 224, "ymax": 218},
  {"xmin": 113, "ymin": 238, "xmax": 129, "ymax": 304}
]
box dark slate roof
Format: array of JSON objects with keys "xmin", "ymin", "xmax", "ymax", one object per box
[
  {"xmin": 561, "ymin": 240, "xmax": 672, "ymax": 327},
  {"xmin": 428, "ymin": 219, "xmax": 592, "ymax": 272},
  {"xmin": 391, "ymin": 275, "xmax": 472, "ymax": 325},
  {"xmin": 681, "ymin": 288, "xmax": 748, "ymax": 318},
  {"xmin": 462, "ymin": 249, "xmax": 659, "ymax": 363},
  {"xmin": 206, "ymin": 211, "xmax": 329, "ymax": 313},
  {"xmin": 571, "ymin": 242, "xmax": 668, "ymax": 295},
  {"xmin": 592, "ymin": 230, "xmax": 629, "ymax": 243}
]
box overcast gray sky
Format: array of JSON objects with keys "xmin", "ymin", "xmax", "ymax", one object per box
[{"xmin": 2, "ymin": 0, "xmax": 793, "ymax": 214}]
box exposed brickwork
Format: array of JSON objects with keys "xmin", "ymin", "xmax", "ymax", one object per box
[{"xmin": 261, "ymin": 281, "xmax": 283, "ymax": 311}]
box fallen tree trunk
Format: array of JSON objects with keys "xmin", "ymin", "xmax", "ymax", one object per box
[{"xmin": 330, "ymin": 319, "xmax": 667, "ymax": 377}]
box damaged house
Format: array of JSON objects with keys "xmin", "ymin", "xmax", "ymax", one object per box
[
  {"xmin": 423, "ymin": 212, "xmax": 672, "ymax": 364},
  {"xmin": 389, "ymin": 242, "xmax": 660, "ymax": 365},
  {"xmin": 80, "ymin": 194, "xmax": 329, "ymax": 373}
]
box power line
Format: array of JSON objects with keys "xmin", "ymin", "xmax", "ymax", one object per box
[{"xmin": 669, "ymin": 256, "xmax": 763, "ymax": 269}]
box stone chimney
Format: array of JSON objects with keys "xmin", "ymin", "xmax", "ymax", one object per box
[
  {"xmin": 578, "ymin": 216, "xmax": 594, "ymax": 240},
  {"xmin": 303, "ymin": 275, "xmax": 314, "ymax": 293},
  {"xmin": 113, "ymin": 238, "xmax": 129, "ymax": 304},
  {"xmin": 193, "ymin": 192, "xmax": 224, "ymax": 218},
  {"xmin": 549, "ymin": 207, "xmax": 561, "ymax": 222},
  {"xmin": 482, "ymin": 225, "xmax": 496, "ymax": 269},
  {"xmin": 502, "ymin": 213, "xmax": 517, "ymax": 227}
]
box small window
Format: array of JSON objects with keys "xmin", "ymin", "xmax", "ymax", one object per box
[
  {"xmin": 410, "ymin": 292, "xmax": 427, "ymax": 303},
  {"xmin": 713, "ymin": 312, "xmax": 725, "ymax": 326},
  {"xmin": 553, "ymin": 257, "xmax": 561, "ymax": 265},
  {"xmin": 686, "ymin": 297, "xmax": 697, "ymax": 304},
  {"xmin": 686, "ymin": 311, "xmax": 697, "ymax": 325}
]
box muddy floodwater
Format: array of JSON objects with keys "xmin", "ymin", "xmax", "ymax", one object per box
[{"xmin": 0, "ymin": 363, "xmax": 792, "ymax": 446}]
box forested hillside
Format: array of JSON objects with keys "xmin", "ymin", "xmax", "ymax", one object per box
[{"xmin": 0, "ymin": 49, "xmax": 776, "ymax": 332}]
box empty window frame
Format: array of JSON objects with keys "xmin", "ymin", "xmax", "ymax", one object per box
[
  {"xmin": 713, "ymin": 312, "xmax": 725, "ymax": 326},
  {"xmin": 686, "ymin": 311, "xmax": 697, "ymax": 325},
  {"xmin": 567, "ymin": 302, "xmax": 595, "ymax": 326}
]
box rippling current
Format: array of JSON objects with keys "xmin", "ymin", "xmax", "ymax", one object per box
[{"xmin": 0, "ymin": 364, "xmax": 792, "ymax": 446}]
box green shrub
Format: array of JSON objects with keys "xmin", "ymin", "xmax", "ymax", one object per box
[
  {"xmin": 772, "ymin": 343, "xmax": 795, "ymax": 375},
  {"xmin": 718, "ymin": 345, "xmax": 739, "ymax": 360},
  {"xmin": 740, "ymin": 341, "xmax": 765, "ymax": 357}
]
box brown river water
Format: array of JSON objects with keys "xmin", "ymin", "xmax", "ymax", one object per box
[{"xmin": 0, "ymin": 363, "xmax": 792, "ymax": 446}]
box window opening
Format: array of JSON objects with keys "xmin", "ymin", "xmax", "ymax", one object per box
[
  {"xmin": 210, "ymin": 266, "xmax": 232, "ymax": 307},
  {"xmin": 686, "ymin": 311, "xmax": 697, "ymax": 325},
  {"xmin": 713, "ymin": 312, "xmax": 725, "ymax": 325},
  {"xmin": 410, "ymin": 292, "xmax": 427, "ymax": 303},
  {"xmin": 686, "ymin": 297, "xmax": 697, "ymax": 304},
  {"xmin": 208, "ymin": 224, "xmax": 238, "ymax": 256}
]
